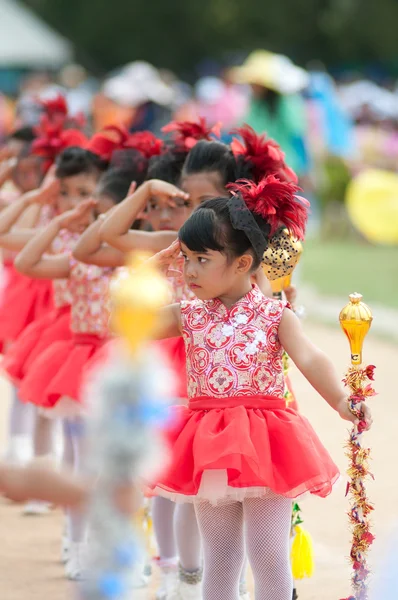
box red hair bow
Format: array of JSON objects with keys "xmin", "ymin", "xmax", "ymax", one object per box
[
  {"xmin": 231, "ymin": 125, "xmax": 298, "ymax": 184},
  {"xmin": 228, "ymin": 175, "xmax": 309, "ymax": 240},
  {"xmin": 162, "ymin": 117, "xmax": 221, "ymax": 150}
]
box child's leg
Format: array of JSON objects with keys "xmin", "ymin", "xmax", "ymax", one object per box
[
  {"xmin": 239, "ymin": 557, "xmax": 249, "ymax": 597},
  {"xmin": 67, "ymin": 416, "xmax": 87, "ymax": 544},
  {"xmin": 33, "ymin": 412, "xmax": 55, "ymax": 458},
  {"xmin": 175, "ymin": 502, "xmax": 202, "ymax": 574},
  {"xmin": 195, "ymin": 499, "xmax": 244, "ymax": 600},
  {"xmin": 6, "ymin": 387, "xmax": 34, "ymax": 462},
  {"xmin": 153, "ymin": 496, "xmax": 177, "ymax": 560},
  {"xmin": 243, "ymin": 494, "xmax": 293, "ymax": 600}
]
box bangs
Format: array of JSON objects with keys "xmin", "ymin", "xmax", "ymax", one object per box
[{"xmin": 178, "ymin": 206, "xmax": 225, "ymax": 254}]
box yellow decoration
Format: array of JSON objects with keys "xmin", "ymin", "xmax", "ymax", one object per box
[
  {"xmin": 346, "ymin": 169, "xmax": 398, "ymax": 245},
  {"xmin": 339, "ymin": 293, "xmax": 373, "ymax": 365},
  {"xmin": 110, "ymin": 252, "xmax": 171, "ymax": 355},
  {"xmin": 291, "ymin": 525, "xmax": 315, "ymax": 579},
  {"xmin": 262, "ymin": 230, "xmax": 303, "ymax": 281}
]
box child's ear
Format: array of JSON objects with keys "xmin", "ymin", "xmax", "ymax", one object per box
[{"xmin": 236, "ymin": 253, "xmax": 254, "ymax": 274}]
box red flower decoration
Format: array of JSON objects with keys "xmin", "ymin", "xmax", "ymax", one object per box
[
  {"xmin": 365, "ymin": 365, "xmax": 376, "ymax": 380},
  {"xmin": 361, "ymin": 531, "xmax": 375, "ymax": 545},
  {"xmin": 86, "ymin": 125, "xmax": 130, "ymax": 161},
  {"xmin": 40, "ymin": 94, "xmax": 68, "ymax": 119},
  {"xmin": 231, "ymin": 125, "xmax": 298, "ymax": 183},
  {"xmin": 228, "ymin": 175, "xmax": 309, "ymax": 240},
  {"xmin": 125, "ymin": 131, "xmax": 165, "ymax": 158},
  {"xmin": 162, "ymin": 117, "xmax": 221, "ymax": 150}
]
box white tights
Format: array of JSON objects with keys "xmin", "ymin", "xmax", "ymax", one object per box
[
  {"xmin": 62, "ymin": 416, "xmax": 87, "ymax": 543},
  {"xmin": 195, "ymin": 494, "xmax": 293, "ymax": 600}
]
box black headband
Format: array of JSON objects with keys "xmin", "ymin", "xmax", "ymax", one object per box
[{"xmin": 227, "ymin": 193, "xmax": 270, "ymax": 262}]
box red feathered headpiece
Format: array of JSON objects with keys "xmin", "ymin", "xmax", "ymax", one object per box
[
  {"xmin": 32, "ymin": 127, "xmax": 88, "ymax": 173},
  {"xmin": 162, "ymin": 117, "xmax": 221, "ymax": 150},
  {"xmin": 228, "ymin": 175, "xmax": 309, "ymax": 240},
  {"xmin": 231, "ymin": 125, "xmax": 298, "ymax": 184},
  {"xmin": 40, "ymin": 94, "xmax": 68, "ymax": 119},
  {"xmin": 86, "ymin": 125, "xmax": 130, "ymax": 162},
  {"xmin": 125, "ymin": 131, "xmax": 165, "ymax": 159}
]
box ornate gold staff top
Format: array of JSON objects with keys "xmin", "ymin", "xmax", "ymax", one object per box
[{"xmin": 339, "ymin": 293, "xmax": 373, "ymax": 365}]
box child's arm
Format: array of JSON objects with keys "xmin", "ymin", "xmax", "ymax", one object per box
[
  {"xmin": 15, "ymin": 199, "xmax": 96, "ymax": 279},
  {"xmin": 100, "ymin": 180, "xmax": 189, "ymax": 254},
  {"xmin": 0, "ymin": 168, "xmax": 59, "ymax": 251},
  {"xmin": 73, "ymin": 214, "xmax": 125, "ymax": 267},
  {"xmin": 278, "ymin": 308, "xmax": 372, "ymax": 427},
  {"xmin": 0, "ymin": 462, "xmax": 89, "ymax": 508}
]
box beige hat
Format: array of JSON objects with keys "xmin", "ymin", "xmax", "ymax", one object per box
[{"xmin": 230, "ymin": 50, "xmax": 309, "ymax": 94}]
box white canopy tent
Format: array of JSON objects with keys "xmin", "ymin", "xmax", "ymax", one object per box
[{"xmin": 0, "ymin": 0, "xmax": 72, "ymax": 68}]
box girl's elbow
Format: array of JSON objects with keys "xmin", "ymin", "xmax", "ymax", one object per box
[{"xmin": 14, "ymin": 255, "xmax": 30, "ymax": 275}]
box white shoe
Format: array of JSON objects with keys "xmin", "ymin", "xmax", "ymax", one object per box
[
  {"xmin": 23, "ymin": 500, "xmax": 51, "ymax": 516},
  {"xmin": 4, "ymin": 435, "xmax": 32, "ymax": 465},
  {"xmin": 65, "ymin": 542, "xmax": 86, "ymax": 581},
  {"xmin": 155, "ymin": 566, "xmax": 178, "ymax": 599},
  {"xmin": 168, "ymin": 581, "xmax": 202, "ymax": 600},
  {"xmin": 129, "ymin": 562, "xmax": 150, "ymax": 589}
]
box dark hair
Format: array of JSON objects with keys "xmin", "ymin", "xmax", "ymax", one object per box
[
  {"xmin": 97, "ymin": 167, "xmax": 142, "ymax": 205},
  {"xmin": 181, "ymin": 140, "xmax": 252, "ymax": 187},
  {"xmin": 8, "ymin": 126, "xmax": 36, "ymax": 143},
  {"xmin": 55, "ymin": 147, "xmax": 107, "ymax": 179},
  {"xmin": 147, "ymin": 149, "xmax": 187, "ymax": 185},
  {"xmin": 179, "ymin": 197, "xmax": 268, "ymax": 270}
]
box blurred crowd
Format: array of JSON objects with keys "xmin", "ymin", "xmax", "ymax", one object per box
[{"xmin": 1, "ymin": 49, "xmax": 398, "ymax": 239}]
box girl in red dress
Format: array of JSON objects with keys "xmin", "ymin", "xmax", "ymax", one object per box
[{"xmin": 147, "ymin": 177, "xmax": 372, "ymax": 600}]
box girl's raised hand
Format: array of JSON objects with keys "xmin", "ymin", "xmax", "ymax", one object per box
[
  {"xmin": 37, "ymin": 165, "xmax": 61, "ymax": 205},
  {"xmin": 148, "ymin": 179, "xmax": 189, "ymax": 208},
  {"xmin": 147, "ymin": 239, "xmax": 181, "ymax": 275},
  {"xmin": 56, "ymin": 198, "xmax": 97, "ymax": 231},
  {"xmin": 337, "ymin": 398, "xmax": 373, "ymax": 431}
]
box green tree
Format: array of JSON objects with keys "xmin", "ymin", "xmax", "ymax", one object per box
[{"xmin": 23, "ymin": 0, "xmax": 398, "ymax": 75}]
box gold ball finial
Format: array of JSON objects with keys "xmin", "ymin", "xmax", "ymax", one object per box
[
  {"xmin": 262, "ymin": 229, "xmax": 303, "ymax": 283},
  {"xmin": 110, "ymin": 252, "xmax": 171, "ymax": 355},
  {"xmin": 339, "ymin": 293, "xmax": 373, "ymax": 365}
]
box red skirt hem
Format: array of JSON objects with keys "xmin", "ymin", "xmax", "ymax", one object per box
[
  {"xmin": 2, "ymin": 305, "xmax": 71, "ymax": 385},
  {"xmin": 0, "ymin": 268, "xmax": 53, "ymax": 342},
  {"xmin": 152, "ymin": 394, "xmax": 339, "ymax": 500},
  {"xmin": 19, "ymin": 333, "xmax": 108, "ymax": 407}
]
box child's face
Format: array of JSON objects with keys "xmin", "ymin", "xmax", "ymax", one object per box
[
  {"xmin": 12, "ymin": 155, "xmax": 44, "ymax": 192},
  {"xmin": 57, "ymin": 172, "xmax": 98, "ymax": 214},
  {"xmin": 146, "ymin": 195, "xmax": 192, "ymax": 232},
  {"xmin": 180, "ymin": 242, "xmax": 251, "ymax": 302},
  {"xmin": 180, "ymin": 171, "xmax": 226, "ymax": 207}
]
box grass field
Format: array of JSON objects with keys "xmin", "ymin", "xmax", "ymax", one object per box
[{"xmin": 301, "ymin": 238, "xmax": 398, "ymax": 309}]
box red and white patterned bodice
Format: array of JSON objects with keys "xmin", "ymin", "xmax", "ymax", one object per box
[
  {"xmin": 51, "ymin": 230, "xmax": 80, "ymax": 308},
  {"xmin": 168, "ymin": 255, "xmax": 196, "ymax": 303},
  {"xmin": 181, "ymin": 285, "xmax": 287, "ymax": 399},
  {"xmin": 69, "ymin": 256, "xmax": 114, "ymax": 337}
]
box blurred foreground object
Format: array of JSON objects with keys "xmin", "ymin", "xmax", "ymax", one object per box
[{"xmin": 79, "ymin": 255, "xmax": 176, "ymax": 599}]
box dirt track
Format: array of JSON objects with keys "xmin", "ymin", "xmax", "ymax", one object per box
[{"xmin": 0, "ymin": 321, "xmax": 395, "ymax": 600}]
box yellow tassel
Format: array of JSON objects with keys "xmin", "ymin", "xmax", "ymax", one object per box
[{"xmin": 291, "ymin": 525, "xmax": 315, "ymax": 579}]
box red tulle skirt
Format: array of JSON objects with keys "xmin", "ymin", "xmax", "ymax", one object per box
[
  {"xmin": 0, "ymin": 265, "xmax": 53, "ymax": 343},
  {"xmin": 152, "ymin": 395, "xmax": 339, "ymax": 503},
  {"xmin": 2, "ymin": 305, "xmax": 71, "ymax": 385},
  {"xmin": 20, "ymin": 333, "xmax": 108, "ymax": 408}
]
